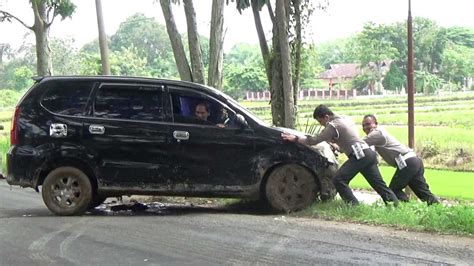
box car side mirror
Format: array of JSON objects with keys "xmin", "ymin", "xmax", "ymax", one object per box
[{"xmin": 235, "ymin": 114, "xmax": 248, "ymax": 128}]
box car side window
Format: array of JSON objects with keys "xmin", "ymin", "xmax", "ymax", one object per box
[
  {"xmin": 41, "ymin": 81, "xmax": 93, "ymax": 116},
  {"xmin": 170, "ymin": 92, "xmax": 230, "ymax": 126},
  {"xmin": 94, "ymin": 85, "xmax": 165, "ymax": 122}
]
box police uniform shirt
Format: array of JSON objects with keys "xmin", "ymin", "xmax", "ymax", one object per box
[
  {"xmin": 363, "ymin": 127, "xmax": 412, "ymax": 167},
  {"xmin": 306, "ymin": 115, "xmax": 367, "ymax": 156}
]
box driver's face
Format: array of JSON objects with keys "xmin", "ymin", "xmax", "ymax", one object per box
[
  {"xmin": 195, "ymin": 105, "xmax": 209, "ymax": 120},
  {"xmin": 362, "ymin": 117, "xmax": 377, "ymax": 135}
]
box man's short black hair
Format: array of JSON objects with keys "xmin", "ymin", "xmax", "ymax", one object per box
[
  {"xmin": 196, "ymin": 101, "xmax": 210, "ymax": 112},
  {"xmin": 363, "ymin": 114, "xmax": 378, "ymax": 125},
  {"xmin": 313, "ymin": 104, "xmax": 334, "ymax": 119}
]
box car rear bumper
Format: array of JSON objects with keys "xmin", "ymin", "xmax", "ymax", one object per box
[{"xmin": 6, "ymin": 145, "xmax": 36, "ymax": 188}]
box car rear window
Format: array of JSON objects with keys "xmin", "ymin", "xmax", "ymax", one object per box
[
  {"xmin": 94, "ymin": 86, "xmax": 165, "ymax": 122},
  {"xmin": 41, "ymin": 81, "xmax": 93, "ymax": 116}
]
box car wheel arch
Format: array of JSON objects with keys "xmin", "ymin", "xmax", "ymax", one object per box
[{"xmin": 35, "ymin": 157, "xmax": 98, "ymax": 193}]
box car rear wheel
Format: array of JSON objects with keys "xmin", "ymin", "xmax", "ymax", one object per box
[
  {"xmin": 265, "ymin": 164, "xmax": 318, "ymax": 213},
  {"xmin": 42, "ymin": 167, "xmax": 92, "ymax": 216}
]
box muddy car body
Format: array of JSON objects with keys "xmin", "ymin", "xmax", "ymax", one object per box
[{"xmin": 7, "ymin": 76, "xmax": 336, "ymax": 215}]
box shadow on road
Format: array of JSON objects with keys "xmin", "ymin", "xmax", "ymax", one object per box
[
  {"xmin": 1, "ymin": 200, "xmax": 273, "ymax": 218},
  {"xmin": 86, "ymin": 199, "xmax": 275, "ymax": 217}
]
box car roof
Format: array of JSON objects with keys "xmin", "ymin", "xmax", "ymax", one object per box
[{"xmin": 35, "ymin": 75, "xmax": 228, "ymax": 100}]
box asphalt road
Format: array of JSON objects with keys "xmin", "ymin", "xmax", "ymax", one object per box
[{"xmin": 1, "ymin": 180, "xmax": 473, "ymax": 265}]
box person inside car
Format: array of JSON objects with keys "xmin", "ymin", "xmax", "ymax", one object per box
[{"xmin": 195, "ymin": 102, "xmax": 225, "ymax": 128}]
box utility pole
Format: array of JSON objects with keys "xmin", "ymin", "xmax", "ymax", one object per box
[
  {"xmin": 95, "ymin": 0, "xmax": 111, "ymax": 75},
  {"xmin": 407, "ymin": 0, "xmax": 415, "ymax": 148}
]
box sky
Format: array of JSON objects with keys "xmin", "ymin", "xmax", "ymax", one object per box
[{"xmin": 0, "ymin": 0, "xmax": 473, "ymax": 52}]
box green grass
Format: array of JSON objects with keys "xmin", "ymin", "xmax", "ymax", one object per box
[
  {"xmin": 350, "ymin": 166, "xmax": 474, "ymax": 200},
  {"xmin": 302, "ymin": 200, "xmax": 474, "ymax": 235}
]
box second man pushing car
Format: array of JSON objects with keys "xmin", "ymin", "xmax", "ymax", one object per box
[{"xmin": 282, "ymin": 104, "xmax": 399, "ymax": 206}]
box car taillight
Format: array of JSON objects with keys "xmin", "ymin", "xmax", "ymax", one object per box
[{"xmin": 10, "ymin": 106, "xmax": 21, "ymax": 146}]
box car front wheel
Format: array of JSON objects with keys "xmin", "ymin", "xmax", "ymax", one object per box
[
  {"xmin": 265, "ymin": 164, "xmax": 318, "ymax": 213},
  {"xmin": 42, "ymin": 167, "xmax": 92, "ymax": 216}
]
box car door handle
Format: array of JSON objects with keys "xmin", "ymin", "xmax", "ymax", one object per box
[
  {"xmin": 173, "ymin": 130, "xmax": 189, "ymax": 141},
  {"xmin": 50, "ymin": 123, "xmax": 67, "ymax": 138},
  {"xmin": 89, "ymin": 125, "xmax": 105, "ymax": 135}
]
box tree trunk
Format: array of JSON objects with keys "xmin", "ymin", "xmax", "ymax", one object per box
[
  {"xmin": 207, "ymin": 0, "xmax": 224, "ymax": 90},
  {"xmin": 291, "ymin": 0, "xmax": 302, "ymax": 109},
  {"xmin": 160, "ymin": 0, "xmax": 192, "ymax": 81},
  {"xmin": 95, "ymin": 0, "xmax": 110, "ymax": 75},
  {"xmin": 32, "ymin": 1, "xmax": 51, "ymax": 76},
  {"xmin": 251, "ymin": 0, "xmax": 271, "ymax": 85},
  {"xmin": 183, "ymin": 0, "xmax": 205, "ymax": 84},
  {"xmin": 268, "ymin": 4, "xmax": 284, "ymax": 127},
  {"xmin": 275, "ymin": 0, "xmax": 295, "ymax": 128}
]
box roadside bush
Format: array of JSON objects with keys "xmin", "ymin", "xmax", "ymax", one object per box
[
  {"xmin": 0, "ymin": 90, "xmax": 21, "ymax": 108},
  {"xmin": 418, "ymin": 139, "xmax": 441, "ymax": 159}
]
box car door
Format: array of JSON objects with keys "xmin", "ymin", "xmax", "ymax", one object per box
[
  {"xmin": 168, "ymin": 86, "xmax": 257, "ymax": 188},
  {"xmin": 82, "ymin": 82, "xmax": 176, "ymax": 189}
]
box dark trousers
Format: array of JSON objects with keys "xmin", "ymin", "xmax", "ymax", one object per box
[
  {"xmin": 389, "ymin": 157, "xmax": 439, "ymax": 204},
  {"xmin": 333, "ymin": 148, "xmax": 398, "ymax": 205}
]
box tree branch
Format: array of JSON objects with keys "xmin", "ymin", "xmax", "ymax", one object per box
[
  {"xmin": 0, "ymin": 10, "xmax": 33, "ymax": 30},
  {"xmin": 266, "ymin": 1, "xmax": 276, "ymax": 25}
]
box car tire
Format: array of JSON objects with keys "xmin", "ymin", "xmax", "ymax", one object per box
[
  {"xmin": 42, "ymin": 167, "xmax": 92, "ymax": 216},
  {"xmin": 319, "ymin": 164, "xmax": 337, "ymax": 201},
  {"xmin": 265, "ymin": 164, "xmax": 318, "ymax": 213}
]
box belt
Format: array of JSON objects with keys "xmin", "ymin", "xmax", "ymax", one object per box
[{"xmin": 402, "ymin": 151, "xmax": 417, "ymax": 160}]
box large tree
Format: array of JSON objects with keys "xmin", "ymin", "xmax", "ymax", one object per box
[
  {"xmin": 109, "ymin": 13, "xmax": 178, "ymax": 77},
  {"xmin": 207, "ymin": 0, "xmax": 224, "ymax": 89},
  {"xmin": 159, "ymin": 0, "xmax": 192, "ymax": 81},
  {"xmin": 235, "ymin": 0, "xmax": 319, "ymax": 128},
  {"xmin": 355, "ymin": 22, "xmax": 398, "ymax": 94},
  {"xmin": 0, "ymin": 0, "xmax": 76, "ymax": 76},
  {"xmin": 159, "ymin": 0, "xmax": 224, "ymax": 88}
]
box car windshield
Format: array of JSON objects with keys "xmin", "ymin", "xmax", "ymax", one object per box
[{"xmin": 225, "ymin": 96, "xmax": 268, "ymax": 126}]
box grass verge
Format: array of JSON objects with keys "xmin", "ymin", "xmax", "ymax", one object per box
[
  {"xmin": 350, "ymin": 166, "xmax": 474, "ymax": 200},
  {"xmin": 300, "ymin": 200, "xmax": 474, "ymax": 236}
]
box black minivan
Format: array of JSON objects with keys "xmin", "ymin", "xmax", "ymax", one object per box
[{"xmin": 7, "ymin": 76, "xmax": 336, "ymax": 215}]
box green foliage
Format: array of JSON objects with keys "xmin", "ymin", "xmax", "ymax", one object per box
[
  {"xmin": 110, "ymin": 46, "xmax": 151, "ymax": 77},
  {"xmin": 446, "ymin": 26, "xmax": 474, "ymax": 48},
  {"xmin": 418, "ymin": 139, "xmax": 441, "ymax": 158},
  {"xmin": 12, "ymin": 66, "xmax": 34, "ymax": 91},
  {"xmin": 110, "ymin": 13, "xmax": 178, "ymax": 78},
  {"xmin": 78, "ymin": 52, "xmax": 101, "ymax": 75},
  {"xmin": 0, "ymin": 135, "xmax": 9, "ymax": 173},
  {"xmin": 298, "ymin": 45, "xmax": 325, "ymax": 88},
  {"xmin": 223, "ymin": 43, "xmax": 268, "ymax": 98},
  {"xmin": 352, "ymin": 72, "xmax": 370, "ymax": 91},
  {"xmin": 382, "ymin": 63, "xmax": 406, "ymax": 91},
  {"xmin": 223, "ymin": 64, "xmax": 267, "ymax": 99},
  {"xmin": 78, "ymin": 47, "xmax": 153, "ymax": 77},
  {"xmin": 415, "ymin": 70, "xmax": 445, "ymax": 94},
  {"xmin": 43, "ymin": 0, "xmax": 76, "ymax": 20},
  {"xmin": 440, "ymin": 44, "xmax": 474, "ymax": 86},
  {"xmin": 50, "ymin": 37, "xmax": 81, "ymax": 75},
  {"xmin": 0, "ymin": 90, "xmax": 21, "ymax": 108},
  {"xmin": 356, "ymin": 22, "xmax": 398, "ymax": 66},
  {"xmin": 316, "ymin": 37, "xmax": 359, "ymax": 69},
  {"xmin": 308, "ymin": 200, "xmax": 474, "ymax": 235}
]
